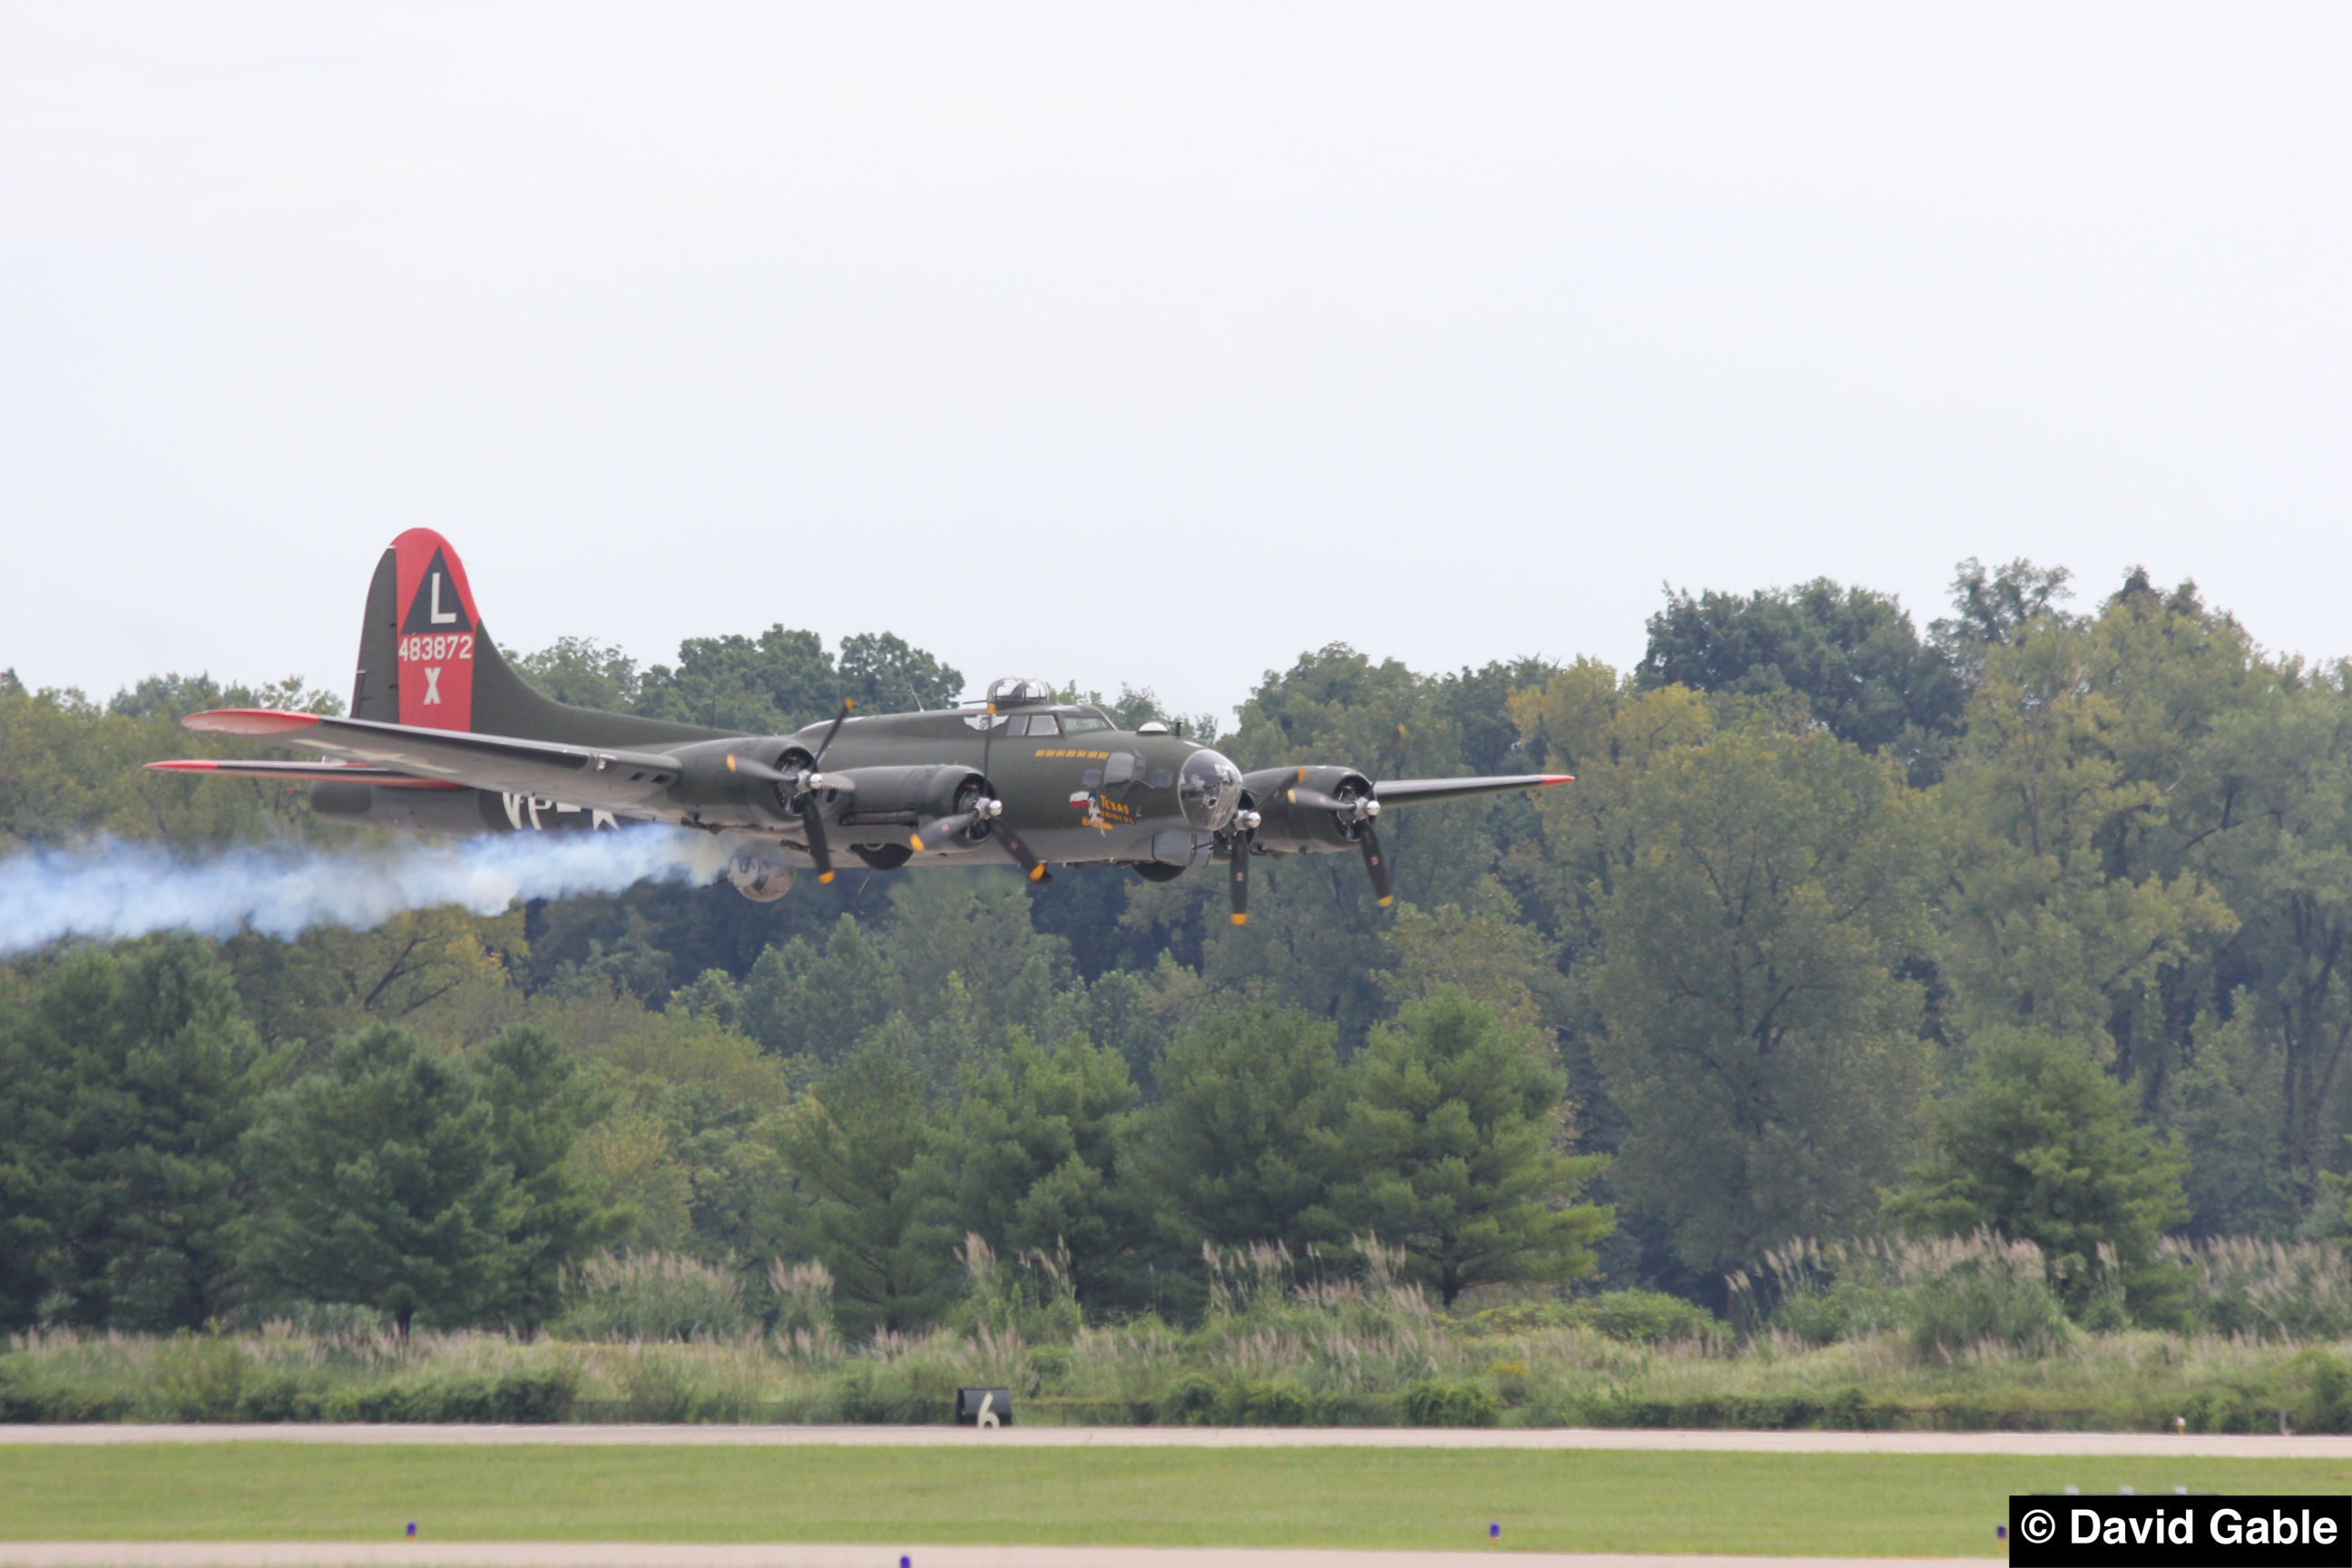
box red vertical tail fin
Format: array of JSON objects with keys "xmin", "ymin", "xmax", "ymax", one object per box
[{"xmin": 352, "ymin": 528, "xmax": 482, "ymax": 730}]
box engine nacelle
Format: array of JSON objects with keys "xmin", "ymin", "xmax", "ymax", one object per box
[
  {"xmin": 828, "ymin": 764, "xmax": 994, "ymax": 848},
  {"xmin": 1240, "ymin": 766, "xmax": 1377, "ymax": 855},
  {"xmin": 662, "ymin": 740, "xmax": 801, "ymax": 827}
]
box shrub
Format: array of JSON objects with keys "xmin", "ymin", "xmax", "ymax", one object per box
[
  {"xmin": 1234, "ymin": 1380, "xmax": 1312, "ymax": 1426},
  {"xmin": 1402, "ymin": 1379, "xmax": 1499, "ymax": 1427},
  {"xmin": 152, "ymin": 1336, "xmax": 255, "ymax": 1421},
  {"xmin": 2304, "ymin": 1352, "xmax": 2352, "ymax": 1435},
  {"xmin": 1309, "ymin": 1388, "xmax": 1396, "ymax": 1426},
  {"xmin": 553, "ymin": 1251, "xmax": 751, "ymax": 1343},
  {"xmin": 1898, "ymin": 1232, "xmax": 2074, "ymax": 1359},
  {"xmin": 615, "ymin": 1352, "xmax": 760, "ymax": 1423},
  {"xmin": 1026, "ymin": 1345, "xmax": 1073, "ymax": 1393},
  {"xmin": 1157, "ymin": 1373, "xmax": 1222, "ymax": 1426},
  {"xmin": 1568, "ymin": 1289, "xmax": 1720, "ymax": 1345}
]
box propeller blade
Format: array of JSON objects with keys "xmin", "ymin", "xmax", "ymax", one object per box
[
  {"xmin": 909, "ymin": 811, "xmax": 975, "ymax": 852},
  {"xmin": 810, "ymin": 699, "xmax": 856, "ymax": 768},
  {"xmin": 1358, "ymin": 821, "xmax": 1393, "ymax": 907},
  {"xmin": 799, "ymin": 795, "xmax": 837, "ymax": 884},
  {"xmin": 1228, "ymin": 836, "xmax": 1249, "ymax": 925},
  {"xmin": 995, "ymin": 820, "xmax": 1052, "ymax": 884},
  {"xmin": 725, "ymin": 753, "xmax": 793, "ymax": 785}
]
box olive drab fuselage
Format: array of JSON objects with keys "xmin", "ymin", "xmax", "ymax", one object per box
[{"xmin": 669, "ymin": 699, "xmax": 1247, "ymax": 877}]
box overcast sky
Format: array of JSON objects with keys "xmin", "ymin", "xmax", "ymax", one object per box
[{"xmin": 5, "ymin": 4, "xmax": 2346, "ymax": 720}]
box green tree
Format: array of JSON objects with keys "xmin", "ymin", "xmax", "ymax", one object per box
[
  {"xmin": 1316, "ymin": 989, "xmax": 1611, "ymax": 1306},
  {"xmin": 1585, "ymin": 727, "xmax": 1934, "ymax": 1275},
  {"xmin": 1886, "ymin": 1029, "xmax": 2190, "ymax": 1324},
  {"xmin": 635, "ymin": 625, "xmax": 838, "ymax": 735},
  {"xmin": 2173, "ymin": 676, "xmax": 2352, "ymax": 1201},
  {"xmin": 739, "ymin": 916, "xmax": 896, "ymax": 1063},
  {"xmin": 243, "ymin": 1023, "xmax": 521, "ymax": 1336},
  {"xmin": 510, "ymin": 636, "xmax": 642, "ymax": 710},
  {"xmin": 1136, "ymin": 999, "xmax": 1343, "ymax": 1255},
  {"xmin": 1639, "ymin": 578, "xmax": 1965, "ymax": 776},
  {"xmin": 771, "ymin": 1036, "xmax": 954, "ymax": 1337},
  {"xmin": 0, "ymin": 939, "xmax": 272, "ymax": 1332},
  {"xmin": 836, "ymin": 632, "xmax": 965, "ymax": 712},
  {"xmin": 946, "ymin": 1030, "xmax": 1149, "ymax": 1308},
  {"xmin": 473, "ymin": 1024, "xmax": 629, "ymax": 1328},
  {"xmin": 1927, "ymin": 556, "xmax": 2077, "ymax": 686},
  {"xmin": 0, "ymin": 975, "xmax": 54, "ymax": 1329},
  {"xmin": 1934, "ymin": 590, "xmax": 2239, "ymax": 1085}
]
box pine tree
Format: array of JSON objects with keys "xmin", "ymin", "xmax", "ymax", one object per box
[
  {"xmin": 1316, "ymin": 989, "xmax": 1612, "ymax": 1306},
  {"xmin": 243, "ymin": 1023, "xmax": 521, "ymax": 1336}
]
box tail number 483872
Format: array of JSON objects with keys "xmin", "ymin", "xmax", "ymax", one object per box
[{"xmin": 397, "ymin": 634, "xmax": 474, "ymax": 662}]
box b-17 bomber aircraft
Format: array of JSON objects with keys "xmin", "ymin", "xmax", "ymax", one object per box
[{"xmin": 152, "ymin": 529, "xmax": 1572, "ymax": 924}]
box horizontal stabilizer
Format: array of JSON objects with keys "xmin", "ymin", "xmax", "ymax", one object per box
[
  {"xmin": 176, "ymin": 709, "xmax": 685, "ymax": 809},
  {"xmin": 145, "ymin": 759, "xmax": 463, "ymax": 789}
]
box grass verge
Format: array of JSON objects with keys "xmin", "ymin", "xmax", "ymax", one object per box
[{"xmin": 1, "ymin": 1445, "xmax": 2347, "ymax": 1555}]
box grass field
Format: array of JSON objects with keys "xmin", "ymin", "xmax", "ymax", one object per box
[{"xmin": 1, "ymin": 1446, "xmax": 2346, "ymax": 1556}]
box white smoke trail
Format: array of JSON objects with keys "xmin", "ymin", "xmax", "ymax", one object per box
[{"xmin": 0, "ymin": 828, "xmax": 737, "ymax": 956}]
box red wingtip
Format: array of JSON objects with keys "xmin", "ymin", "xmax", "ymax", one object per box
[
  {"xmin": 1542, "ymin": 773, "xmax": 1575, "ymax": 785},
  {"xmin": 181, "ymin": 709, "xmax": 325, "ymax": 736},
  {"xmin": 144, "ymin": 760, "xmax": 220, "ymax": 772}
]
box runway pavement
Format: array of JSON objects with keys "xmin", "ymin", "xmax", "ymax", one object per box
[
  {"xmin": 5, "ymin": 1422, "xmax": 2347, "ymax": 1458},
  {"xmin": 0, "ymin": 1547, "xmax": 2007, "ymax": 1568}
]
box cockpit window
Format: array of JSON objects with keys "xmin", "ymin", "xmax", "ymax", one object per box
[
  {"xmin": 1062, "ymin": 715, "xmax": 1109, "ymax": 734},
  {"xmin": 1021, "ymin": 714, "xmax": 1061, "ymax": 737}
]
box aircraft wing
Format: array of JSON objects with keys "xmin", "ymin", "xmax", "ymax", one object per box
[
  {"xmin": 1373, "ymin": 772, "xmax": 1573, "ymax": 808},
  {"xmin": 145, "ymin": 759, "xmax": 465, "ymax": 789},
  {"xmin": 167, "ymin": 709, "xmax": 685, "ymax": 808}
]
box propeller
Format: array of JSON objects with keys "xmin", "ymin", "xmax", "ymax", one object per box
[
  {"xmin": 995, "ymin": 818, "xmax": 1053, "ymax": 884},
  {"xmin": 1283, "ymin": 783, "xmax": 1393, "ymax": 909},
  {"xmin": 909, "ymin": 795, "xmax": 1004, "ymax": 853},
  {"xmin": 1358, "ymin": 822, "xmax": 1393, "ymax": 907},
  {"xmin": 1220, "ymin": 806, "xmax": 1262, "ymax": 926},
  {"xmin": 743, "ymin": 700, "xmax": 856, "ymax": 884}
]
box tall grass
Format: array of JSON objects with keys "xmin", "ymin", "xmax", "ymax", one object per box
[
  {"xmin": 8, "ymin": 1234, "xmax": 2352, "ymax": 1431},
  {"xmin": 2165, "ymin": 1237, "xmax": 2352, "ymax": 1342}
]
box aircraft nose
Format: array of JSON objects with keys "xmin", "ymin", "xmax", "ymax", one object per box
[{"xmin": 1179, "ymin": 749, "xmax": 1244, "ymax": 831}]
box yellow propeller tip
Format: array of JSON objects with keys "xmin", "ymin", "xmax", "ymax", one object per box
[
  {"xmin": 909, "ymin": 834, "xmax": 926, "ymax": 853},
  {"xmin": 1230, "ymin": 912, "xmax": 1249, "ymax": 926},
  {"xmin": 725, "ymin": 755, "xmax": 737, "ymax": 772},
  {"xmin": 817, "ymin": 871, "xmax": 835, "ymax": 885},
  {"xmin": 1377, "ymin": 896, "xmax": 1395, "ymax": 907},
  {"xmin": 1028, "ymin": 866, "xmax": 1046, "ymax": 881}
]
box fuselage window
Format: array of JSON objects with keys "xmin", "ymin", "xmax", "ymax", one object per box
[{"xmin": 1063, "ymin": 715, "xmax": 1109, "ymax": 734}]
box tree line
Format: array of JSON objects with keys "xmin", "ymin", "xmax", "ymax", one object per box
[{"xmin": 5, "ymin": 556, "xmax": 2350, "ymax": 1336}]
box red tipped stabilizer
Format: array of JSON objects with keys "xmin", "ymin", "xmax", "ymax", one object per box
[
  {"xmin": 144, "ymin": 758, "xmax": 462, "ymax": 789},
  {"xmin": 179, "ymin": 709, "xmax": 324, "ymax": 736}
]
